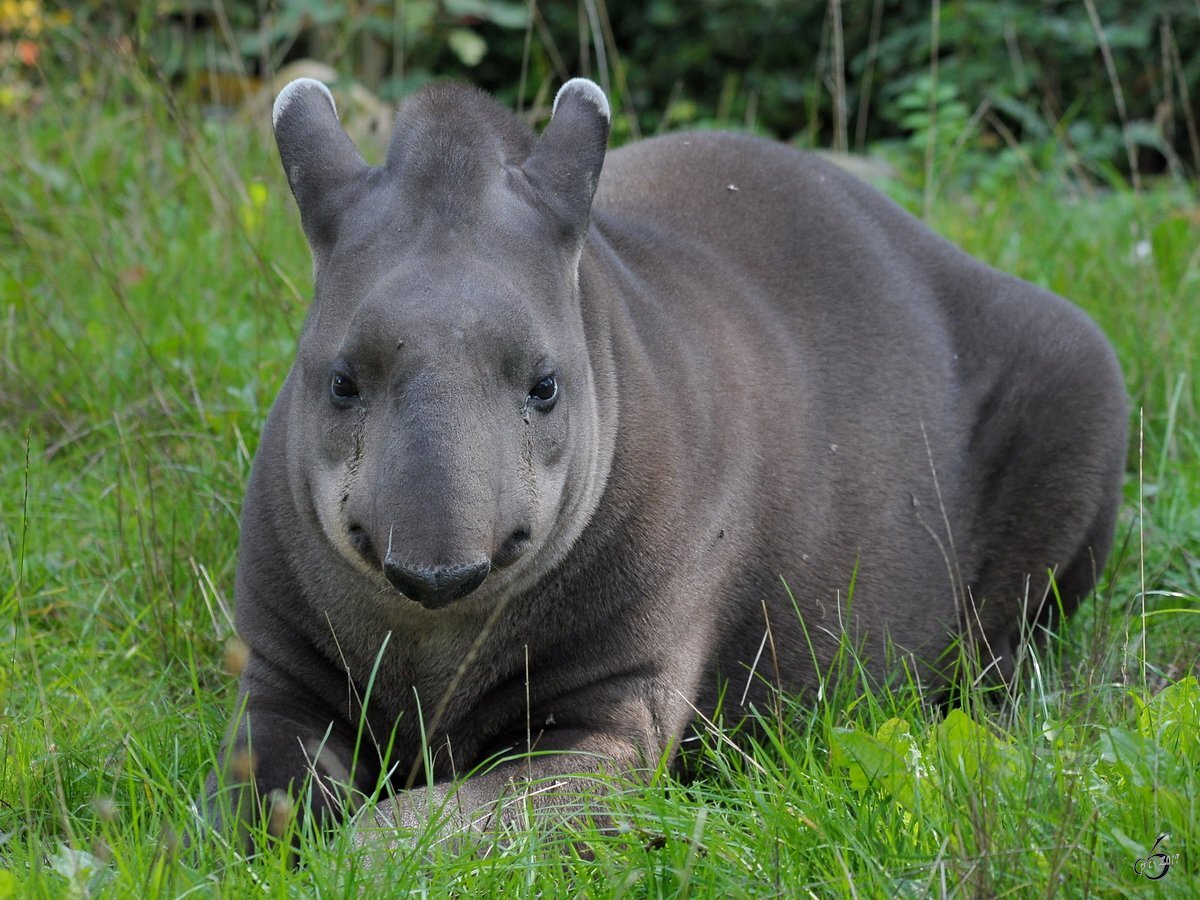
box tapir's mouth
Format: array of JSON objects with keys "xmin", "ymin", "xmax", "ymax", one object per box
[
  {"xmin": 374, "ymin": 557, "xmax": 489, "ymax": 608},
  {"xmin": 345, "ymin": 522, "xmax": 531, "ymax": 609}
]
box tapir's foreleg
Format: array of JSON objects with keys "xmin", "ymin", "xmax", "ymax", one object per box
[
  {"xmin": 352, "ymin": 728, "xmax": 647, "ymax": 853},
  {"xmin": 352, "ymin": 672, "xmax": 688, "ymax": 853},
  {"xmin": 197, "ymin": 655, "xmax": 378, "ymax": 851}
]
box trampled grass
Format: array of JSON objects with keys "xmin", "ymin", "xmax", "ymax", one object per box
[{"xmin": 2, "ymin": 54, "xmax": 1198, "ymax": 898}]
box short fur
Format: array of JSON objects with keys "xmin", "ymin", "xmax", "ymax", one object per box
[{"xmin": 201, "ymin": 78, "xmax": 1128, "ymax": 844}]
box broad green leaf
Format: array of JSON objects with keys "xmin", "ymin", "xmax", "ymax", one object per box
[
  {"xmin": 1136, "ymin": 676, "xmax": 1200, "ymax": 758},
  {"xmin": 831, "ymin": 720, "xmax": 930, "ymax": 815},
  {"xmin": 1097, "ymin": 727, "xmax": 1180, "ymax": 789},
  {"xmin": 932, "ymin": 708, "xmax": 1015, "ymax": 782},
  {"xmin": 831, "ymin": 726, "xmax": 900, "ymax": 794},
  {"xmin": 447, "ymin": 28, "xmax": 487, "ymax": 67},
  {"xmin": 1041, "ymin": 719, "xmax": 1076, "ymax": 747}
]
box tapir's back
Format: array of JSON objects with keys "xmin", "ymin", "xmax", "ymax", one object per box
[{"xmin": 596, "ymin": 130, "xmax": 1067, "ymax": 349}]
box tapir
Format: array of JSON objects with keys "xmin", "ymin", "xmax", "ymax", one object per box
[{"xmin": 201, "ymin": 76, "xmax": 1127, "ymax": 845}]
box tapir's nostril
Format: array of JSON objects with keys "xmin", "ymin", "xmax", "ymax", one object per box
[
  {"xmin": 383, "ymin": 558, "xmax": 490, "ymax": 609},
  {"xmin": 347, "ymin": 523, "xmax": 374, "ymax": 564},
  {"xmin": 493, "ymin": 529, "xmax": 532, "ymax": 568}
]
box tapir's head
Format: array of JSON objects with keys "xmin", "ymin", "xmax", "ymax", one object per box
[{"xmin": 270, "ymin": 77, "xmax": 613, "ymax": 610}]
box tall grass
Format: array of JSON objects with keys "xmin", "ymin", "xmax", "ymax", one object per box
[{"xmin": 2, "ymin": 23, "xmax": 1198, "ymax": 900}]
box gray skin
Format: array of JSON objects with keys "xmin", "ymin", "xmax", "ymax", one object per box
[{"xmin": 203, "ymin": 77, "xmax": 1127, "ymax": 844}]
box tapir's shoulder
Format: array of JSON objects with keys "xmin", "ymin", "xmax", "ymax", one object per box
[
  {"xmin": 592, "ymin": 130, "xmax": 938, "ymax": 264},
  {"xmin": 604, "ymin": 130, "xmax": 835, "ymax": 172},
  {"xmin": 598, "ymin": 131, "xmax": 886, "ymax": 211},
  {"xmin": 590, "ymin": 129, "xmax": 973, "ymax": 301}
]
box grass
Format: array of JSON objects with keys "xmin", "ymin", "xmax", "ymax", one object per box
[{"xmin": 2, "ymin": 43, "xmax": 1199, "ymax": 899}]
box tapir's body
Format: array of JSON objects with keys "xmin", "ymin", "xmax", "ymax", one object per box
[{"xmin": 205, "ymin": 78, "xmax": 1127, "ymax": 841}]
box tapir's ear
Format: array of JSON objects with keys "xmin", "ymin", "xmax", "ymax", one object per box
[
  {"xmin": 272, "ymin": 78, "xmax": 368, "ymax": 246},
  {"xmin": 521, "ymin": 78, "xmax": 610, "ymax": 241}
]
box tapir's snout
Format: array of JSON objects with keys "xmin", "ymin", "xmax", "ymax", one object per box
[
  {"xmin": 337, "ymin": 418, "xmax": 539, "ymax": 609},
  {"xmin": 332, "ymin": 373, "xmax": 539, "ymax": 609},
  {"xmin": 383, "ymin": 557, "xmax": 491, "ymax": 609}
]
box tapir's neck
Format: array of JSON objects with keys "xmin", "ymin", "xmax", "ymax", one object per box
[{"xmin": 524, "ymin": 234, "xmax": 621, "ymax": 575}]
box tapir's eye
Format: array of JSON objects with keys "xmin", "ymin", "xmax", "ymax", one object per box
[
  {"xmin": 330, "ymin": 371, "xmax": 360, "ymax": 405},
  {"xmin": 528, "ymin": 375, "xmax": 558, "ymax": 411}
]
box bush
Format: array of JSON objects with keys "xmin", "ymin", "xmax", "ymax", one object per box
[{"xmin": 12, "ymin": 1, "xmax": 1199, "ymax": 181}]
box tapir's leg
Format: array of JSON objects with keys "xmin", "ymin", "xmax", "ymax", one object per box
[
  {"xmin": 963, "ymin": 318, "xmax": 1126, "ymax": 681},
  {"xmin": 353, "ymin": 676, "xmax": 683, "ymax": 850},
  {"xmin": 199, "ymin": 655, "xmax": 379, "ymax": 850},
  {"xmin": 353, "ymin": 731, "xmax": 644, "ymax": 852},
  {"xmin": 1017, "ymin": 494, "xmax": 1124, "ymax": 653}
]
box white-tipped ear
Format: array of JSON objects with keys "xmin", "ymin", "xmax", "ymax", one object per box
[
  {"xmin": 272, "ymin": 78, "xmax": 368, "ymax": 249},
  {"xmin": 552, "ymin": 78, "xmax": 610, "ymax": 124},
  {"xmin": 272, "ymin": 77, "xmax": 337, "ymax": 128},
  {"xmin": 521, "ymin": 77, "xmax": 611, "ymax": 243}
]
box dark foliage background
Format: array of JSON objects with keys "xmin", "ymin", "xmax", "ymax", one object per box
[{"xmin": 22, "ymin": 1, "xmax": 1200, "ymax": 180}]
